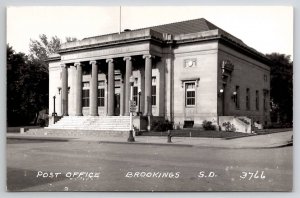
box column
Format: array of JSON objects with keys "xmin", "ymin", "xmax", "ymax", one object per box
[
  {"xmin": 61, "ymin": 63, "xmax": 68, "ymax": 116},
  {"xmin": 107, "ymin": 59, "xmax": 115, "ymax": 116},
  {"xmin": 74, "ymin": 62, "xmax": 83, "ymax": 116},
  {"xmin": 120, "ymin": 77, "xmax": 125, "ymax": 116},
  {"xmin": 143, "ymin": 55, "xmax": 153, "ymax": 116},
  {"xmin": 124, "ymin": 57, "xmax": 132, "ymax": 116},
  {"xmin": 90, "ymin": 60, "xmax": 98, "ymax": 116}
]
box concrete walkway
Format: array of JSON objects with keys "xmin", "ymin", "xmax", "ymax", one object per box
[{"xmin": 6, "ymin": 130, "xmax": 293, "ymax": 149}]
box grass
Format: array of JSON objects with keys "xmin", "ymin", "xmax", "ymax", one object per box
[{"xmin": 139, "ymin": 129, "xmax": 253, "ymax": 139}]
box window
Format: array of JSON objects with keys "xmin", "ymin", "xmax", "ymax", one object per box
[
  {"xmin": 82, "ymin": 82, "xmax": 90, "ymax": 107},
  {"xmin": 185, "ymin": 83, "xmax": 196, "ymax": 106},
  {"xmin": 263, "ymin": 90, "xmax": 269, "ymax": 112},
  {"xmin": 97, "ymin": 81, "xmax": 105, "ymax": 107},
  {"xmin": 133, "ymin": 86, "xmax": 138, "ymax": 105},
  {"xmin": 256, "ymin": 90, "xmax": 259, "ymax": 111},
  {"xmin": 97, "ymin": 89, "xmax": 105, "ymax": 107},
  {"xmin": 152, "ymin": 77, "xmax": 156, "ymax": 106},
  {"xmin": 246, "ymin": 88, "xmax": 250, "ymax": 110},
  {"xmin": 235, "ymin": 86, "xmax": 240, "ymax": 109}
]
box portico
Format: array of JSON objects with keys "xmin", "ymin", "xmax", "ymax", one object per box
[{"xmin": 58, "ymin": 53, "xmax": 158, "ymax": 118}]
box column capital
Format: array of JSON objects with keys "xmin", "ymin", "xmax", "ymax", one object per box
[
  {"xmin": 89, "ymin": 60, "xmax": 97, "ymax": 65},
  {"xmin": 60, "ymin": 63, "xmax": 67, "ymax": 68},
  {"xmin": 74, "ymin": 62, "xmax": 82, "ymax": 67},
  {"xmin": 143, "ymin": 54, "xmax": 154, "ymax": 59},
  {"xmin": 123, "ymin": 56, "xmax": 131, "ymax": 61},
  {"xmin": 106, "ymin": 58, "xmax": 114, "ymax": 63}
]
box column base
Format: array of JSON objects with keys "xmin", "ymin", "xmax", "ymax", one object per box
[
  {"xmin": 89, "ymin": 114, "xmax": 99, "ymax": 116},
  {"xmin": 75, "ymin": 113, "xmax": 83, "ymax": 116}
]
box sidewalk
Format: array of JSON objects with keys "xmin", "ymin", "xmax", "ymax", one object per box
[{"xmin": 6, "ymin": 130, "xmax": 293, "ymax": 149}]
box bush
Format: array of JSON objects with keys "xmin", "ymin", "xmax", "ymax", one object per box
[
  {"xmin": 222, "ymin": 122, "xmax": 236, "ymax": 132},
  {"xmin": 37, "ymin": 117, "xmax": 49, "ymax": 127},
  {"xmin": 151, "ymin": 120, "xmax": 173, "ymax": 132},
  {"xmin": 202, "ymin": 120, "xmax": 216, "ymax": 130}
]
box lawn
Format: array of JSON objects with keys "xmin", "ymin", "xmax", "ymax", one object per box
[{"xmin": 139, "ymin": 129, "xmax": 253, "ymax": 139}]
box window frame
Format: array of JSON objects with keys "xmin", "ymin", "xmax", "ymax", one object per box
[
  {"xmin": 235, "ymin": 85, "xmax": 240, "ymax": 110},
  {"xmin": 82, "ymin": 82, "xmax": 90, "ymax": 107},
  {"xmin": 151, "ymin": 77, "xmax": 157, "ymax": 106},
  {"xmin": 246, "ymin": 88, "xmax": 250, "ymax": 111},
  {"xmin": 97, "ymin": 80, "xmax": 105, "ymax": 107},
  {"xmin": 255, "ymin": 90, "xmax": 259, "ymax": 111},
  {"xmin": 185, "ymin": 82, "xmax": 196, "ymax": 107}
]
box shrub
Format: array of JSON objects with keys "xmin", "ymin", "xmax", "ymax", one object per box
[
  {"xmin": 222, "ymin": 122, "xmax": 236, "ymax": 132},
  {"xmin": 202, "ymin": 120, "xmax": 216, "ymax": 130},
  {"xmin": 151, "ymin": 120, "xmax": 173, "ymax": 132},
  {"xmin": 37, "ymin": 118, "xmax": 49, "ymax": 127}
]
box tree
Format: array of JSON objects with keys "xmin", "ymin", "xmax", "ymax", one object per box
[
  {"xmin": 8, "ymin": 35, "xmax": 78, "ymax": 126},
  {"xmin": 29, "ymin": 34, "xmax": 61, "ymax": 70},
  {"xmin": 65, "ymin": 37, "xmax": 78, "ymax": 42},
  {"xmin": 266, "ymin": 53, "xmax": 293, "ymax": 125},
  {"xmin": 7, "ymin": 45, "xmax": 41, "ymax": 125}
]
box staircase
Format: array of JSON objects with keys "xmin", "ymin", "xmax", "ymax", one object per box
[{"xmin": 47, "ymin": 116, "xmax": 130, "ymax": 131}]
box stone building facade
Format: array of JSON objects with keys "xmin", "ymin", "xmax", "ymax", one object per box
[{"xmin": 48, "ymin": 18, "xmax": 271, "ymax": 130}]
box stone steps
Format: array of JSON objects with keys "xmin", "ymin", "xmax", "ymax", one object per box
[{"xmin": 47, "ymin": 116, "xmax": 131, "ymax": 131}]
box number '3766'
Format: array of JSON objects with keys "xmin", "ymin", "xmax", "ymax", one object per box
[{"xmin": 240, "ymin": 171, "xmax": 266, "ymax": 180}]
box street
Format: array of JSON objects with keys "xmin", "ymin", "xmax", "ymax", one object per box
[{"xmin": 6, "ymin": 139, "xmax": 293, "ymax": 191}]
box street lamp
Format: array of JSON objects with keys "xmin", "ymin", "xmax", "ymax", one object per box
[
  {"xmin": 138, "ymin": 88, "xmax": 141, "ymax": 115},
  {"xmin": 128, "ymin": 75, "xmax": 135, "ymax": 142},
  {"xmin": 52, "ymin": 96, "xmax": 57, "ymax": 116}
]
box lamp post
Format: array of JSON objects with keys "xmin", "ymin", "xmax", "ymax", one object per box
[
  {"xmin": 138, "ymin": 88, "xmax": 141, "ymax": 115},
  {"xmin": 52, "ymin": 96, "xmax": 57, "ymax": 116},
  {"xmin": 128, "ymin": 75, "xmax": 135, "ymax": 142}
]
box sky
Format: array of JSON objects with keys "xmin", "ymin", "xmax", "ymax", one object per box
[{"xmin": 7, "ymin": 6, "xmax": 293, "ymax": 59}]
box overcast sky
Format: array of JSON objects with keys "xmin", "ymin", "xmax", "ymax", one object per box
[{"xmin": 7, "ymin": 6, "xmax": 293, "ymax": 59}]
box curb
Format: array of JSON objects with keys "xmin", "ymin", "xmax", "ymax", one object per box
[
  {"xmin": 6, "ymin": 135, "xmax": 292, "ymax": 149},
  {"xmin": 6, "ymin": 135, "xmax": 193, "ymax": 147}
]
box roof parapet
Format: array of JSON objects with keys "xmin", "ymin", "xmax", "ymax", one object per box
[{"xmin": 60, "ymin": 28, "xmax": 164, "ymax": 51}]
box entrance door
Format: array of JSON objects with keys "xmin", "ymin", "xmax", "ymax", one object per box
[{"xmin": 114, "ymin": 93, "xmax": 120, "ymax": 115}]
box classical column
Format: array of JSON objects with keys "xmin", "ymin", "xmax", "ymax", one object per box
[
  {"xmin": 143, "ymin": 55, "xmax": 153, "ymax": 116},
  {"xmin": 106, "ymin": 59, "xmax": 115, "ymax": 116},
  {"xmin": 124, "ymin": 56, "xmax": 132, "ymax": 116},
  {"xmin": 74, "ymin": 62, "xmax": 83, "ymax": 116},
  {"xmin": 90, "ymin": 60, "xmax": 98, "ymax": 116},
  {"xmin": 61, "ymin": 63, "xmax": 68, "ymax": 116},
  {"xmin": 120, "ymin": 78, "xmax": 125, "ymax": 116}
]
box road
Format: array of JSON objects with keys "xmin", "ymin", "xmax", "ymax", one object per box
[{"xmin": 6, "ymin": 139, "xmax": 293, "ymax": 192}]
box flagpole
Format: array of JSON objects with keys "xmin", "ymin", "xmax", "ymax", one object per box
[{"xmin": 119, "ymin": 6, "xmax": 121, "ymax": 34}]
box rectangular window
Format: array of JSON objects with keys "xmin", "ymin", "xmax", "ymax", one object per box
[
  {"xmin": 97, "ymin": 89, "xmax": 105, "ymax": 107},
  {"xmin": 133, "ymin": 86, "xmax": 138, "ymax": 105},
  {"xmin": 151, "ymin": 85, "xmax": 156, "ymax": 106},
  {"xmin": 246, "ymin": 88, "xmax": 250, "ymax": 110},
  {"xmin": 185, "ymin": 83, "xmax": 196, "ymax": 106},
  {"xmin": 263, "ymin": 90, "xmax": 268, "ymax": 112},
  {"xmin": 97, "ymin": 81, "xmax": 105, "ymax": 107},
  {"xmin": 82, "ymin": 82, "xmax": 90, "ymax": 107},
  {"xmin": 151, "ymin": 77, "xmax": 156, "ymax": 106},
  {"xmin": 256, "ymin": 90, "xmax": 259, "ymax": 111},
  {"xmin": 235, "ymin": 86, "xmax": 240, "ymax": 109}
]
